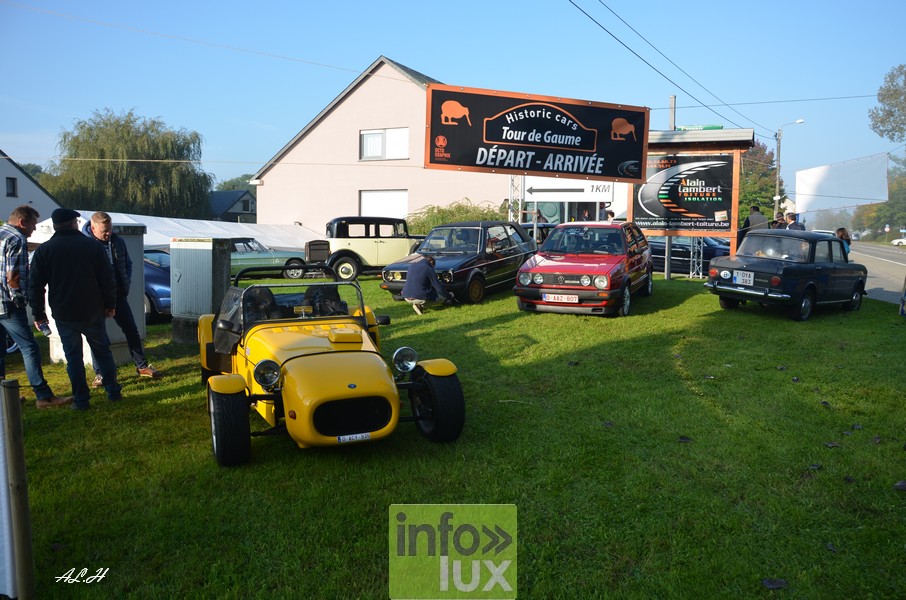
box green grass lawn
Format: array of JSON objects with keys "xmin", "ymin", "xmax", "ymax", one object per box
[{"xmin": 10, "ymin": 276, "xmax": 906, "ymax": 598}]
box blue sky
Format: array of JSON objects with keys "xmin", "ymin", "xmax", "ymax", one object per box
[{"xmin": 2, "ymin": 0, "xmax": 903, "ymax": 198}]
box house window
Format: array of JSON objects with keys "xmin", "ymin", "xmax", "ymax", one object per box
[
  {"xmin": 5, "ymin": 177, "xmax": 17, "ymax": 198},
  {"xmin": 242, "ymin": 198, "xmax": 250, "ymax": 212},
  {"xmin": 359, "ymin": 127, "xmax": 408, "ymax": 161}
]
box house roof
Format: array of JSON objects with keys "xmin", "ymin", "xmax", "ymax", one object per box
[
  {"xmin": 648, "ymin": 129, "xmax": 755, "ymax": 150},
  {"xmin": 0, "ymin": 148, "xmax": 61, "ymax": 205},
  {"xmin": 252, "ymin": 56, "xmax": 441, "ymax": 180},
  {"xmin": 210, "ymin": 190, "xmax": 253, "ymax": 216}
]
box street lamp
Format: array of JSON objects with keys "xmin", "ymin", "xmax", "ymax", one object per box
[{"xmin": 773, "ymin": 119, "xmax": 805, "ymax": 217}]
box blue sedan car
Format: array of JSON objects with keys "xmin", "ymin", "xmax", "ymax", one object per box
[{"xmin": 144, "ymin": 248, "xmax": 171, "ymax": 321}]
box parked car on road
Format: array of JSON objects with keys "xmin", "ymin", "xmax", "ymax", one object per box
[
  {"xmin": 198, "ymin": 266, "xmax": 465, "ymax": 466},
  {"xmin": 891, "ymin": 237, "xmax": 906, "ymax": 246},
  {"xmin": 647, "ymin": 235, "xmax": 731, "ymax": 273},
  {"xmin": 143, "ymin": 248, "xmax": 171, "ymax": 321},
  {"xmin": 381, "ymin": 221, "xmax": 535, "ymax": 303},
  {"xmin": 513, "ymin": 221, "xmax": 654, "ymax": 317},
  {"xmin": 229, "ymin": 238, "xmax": 307, "ymax": 279},
  {"xmin": 704, "ymin": 230, "xmax": 867, "ymax": 321},
  {"xmin": 324, "ymin": 216, "xmax": 424, "ymax": 281}
]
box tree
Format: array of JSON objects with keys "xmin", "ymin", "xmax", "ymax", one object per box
[
  {"xmin": 738, "ymin": 140, "xmax": 780, "ymax": 223},
  {"xmin": 216, "ymin": 174, "xmax": 257, "ymax": 195},
  {"xmin": 40, "ymin": 109, "xmax": 212, "ymax": 217},
  {"xmin": 869, "ymin": 64, "xmax": 906, "ymax": 143},
  {"xmin": 20, "ymin": 163, "xmax": 44, "ymax": 179}
]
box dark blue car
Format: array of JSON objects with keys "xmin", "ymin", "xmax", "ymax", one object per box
[{"xmin": 143, "ymin": 248, "xmax": 171, "ymax": 321}]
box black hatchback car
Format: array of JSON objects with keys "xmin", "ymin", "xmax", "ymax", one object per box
[
  {"xmin": 380, "ymin": 221, "xmax": 536, "ymax": 303},
  {"xmin": 703, "ymin": 230, "xmax": 867, "ymax": 321}
]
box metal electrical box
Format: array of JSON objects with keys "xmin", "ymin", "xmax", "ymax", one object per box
[{"xmin": 170, "ymin": 237, "xmax": 231, "ymax": 343}]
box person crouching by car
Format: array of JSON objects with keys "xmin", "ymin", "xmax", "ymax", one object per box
[{"xmin": 401, "ymin": 255, "xmax": 453, "ymax": 315}]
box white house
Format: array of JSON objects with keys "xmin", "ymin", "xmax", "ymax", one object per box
[
  {"xmin": 253, "ymin": 56, "xmax": 519, "ymax": 230},
  {"xmin": 253, "ymin": 56, "xmax": 754, "ymax": 234},
  {"xmin": 0, "ymin": 149, "xmax": 60, "ymax": 221}
]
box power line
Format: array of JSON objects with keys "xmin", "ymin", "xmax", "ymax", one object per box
[
  {"xmin": 593, "ymin": 0, "xmax": 770, "ymax": 133},
  {"xmin": 567, "ymin": 0, "xmax": 750, "ymax": 131}
]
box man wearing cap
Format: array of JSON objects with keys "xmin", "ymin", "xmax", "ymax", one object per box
[
  {"xmin": 29, "ymin": 208, "xmax": 122, "ymax": 409},
  {"xmin": 0, "ymin": 205, "xmax": 72, "ymax": 408}
]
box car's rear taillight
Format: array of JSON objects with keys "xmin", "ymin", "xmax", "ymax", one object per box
[
  {"xmin": 708, "ymin": 268, "xmax": 718, "ymax": 278},
  {"xmin": 770, "ymin": 276, "xmax": 781, "ymax": 287}
]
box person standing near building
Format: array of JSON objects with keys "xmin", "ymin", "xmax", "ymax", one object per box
[
  {"xmin": 785, "ymin": 212, "xmax": 805, "ymax": 230},
  {"xmin": 29, "ymin": 208, "xmax": 122, "ymax": 410},
  {"xmin": 0, "ymin": 205, "xmax": 72, "ymax": 408},
  {"xmin": 82, "ymin": 211, "xmax": 162, "ymax": 387},
  {"xmin": 738, "ymin": 205, "xmax": 769, "ymax": 245}
]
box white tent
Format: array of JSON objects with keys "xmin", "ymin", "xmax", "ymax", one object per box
[{"xmin": 31, "ymin": 210, "xmax": 324, "ymax": 250}]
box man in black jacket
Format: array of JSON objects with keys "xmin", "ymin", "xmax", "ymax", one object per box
[
  {"xmin": 29, "ymin": 208, "xmax": 122, "ymax": 410},
  {"xmin": 82, "ymin": 211, "xmax": 162, "ymax": 387}
]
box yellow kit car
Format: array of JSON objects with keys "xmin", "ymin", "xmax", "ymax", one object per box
[{"xmin": 198, "ymin": 267, "xmax": 465, "ymax": 466}]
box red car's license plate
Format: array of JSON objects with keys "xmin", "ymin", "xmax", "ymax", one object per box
[{"xmin": 543, "ymin": 293, "xmax": 578, "ymax": 303}]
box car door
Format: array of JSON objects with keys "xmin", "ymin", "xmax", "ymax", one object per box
[
  {"xmin": 622, "ymin": 224, "xmax": 647, "ymax": 291},
  {"xmin": 810, "ymin": 240, "xmax": 836, "ymax": 301},
  {"xmin": 827, "ymin": 239, "xmax": 856, "ymax": 300},
  {"xmin": 484, "ymin": 225, "xmax": 517, "ymax": 286}
]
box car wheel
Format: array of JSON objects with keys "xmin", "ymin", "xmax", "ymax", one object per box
[
  {"xmin": 409, "ymin": 367, "xmax": 465, "ymax": 442},
  {"xmin": 638, "ymin": 268, "xmax": 653, "ymax": 297},
  {"xmin": 466, "ymin": 276, "xmax": 485, "ymax": 303},
  {"xmin": 617, "ymin": 285, "xmax": 631, "ymax": 317},
  {"xmin": 6, "ymin": 334, "xmax": 18, "ymax": 354},
  {"xmin": 334, "ymin": 257, "xmax": 360, "ymax": 281},
  {"xmin": 207, "ymin": 386, "xmax": 251, "ymax": 466},
  {"xmin": 283, "ymin": 259, "xmax": 305, "ymax": 279},
  {"xmin": 790, "ymin": 289, "xmax": 815, "ymax": 321},
  {"xmin": 842, "ymin": 285, "xmax": 863, "ymax": 311},
  {"xmin": 719, "ymin": 296, "xmax": 740, "ymax": 309}
]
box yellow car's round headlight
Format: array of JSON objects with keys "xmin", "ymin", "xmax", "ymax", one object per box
[
  {"xmin": 253, "ymin": 359, "xmax": 281, "ymax": 390},
  {"xmin": 392, "ymin": 347, "xmax": 418, "ymax": 373}
]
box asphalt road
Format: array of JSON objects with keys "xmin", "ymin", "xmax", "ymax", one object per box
[{"xmin": 848, "ymin": 242, "xmax": 906, "ymax": 305}]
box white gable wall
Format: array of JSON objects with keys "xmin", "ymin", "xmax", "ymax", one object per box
[
  {"xmin": 0, "ymin": 156, "xmax": 60, "ymax": 221},
  {"xmin": 256, "ymin": 61, "xmax": 510, "ymax": 231}
]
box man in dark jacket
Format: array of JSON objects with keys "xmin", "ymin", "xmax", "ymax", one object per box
[
  {"xmin": 400, "ymin": 255, "xmax": 452, "ymax": 315},
  {"xmin": 0, "ymin": 205, "xmax": 72, "ymax": 408},
  {"xmin": 29, "ymin": 208, "xmax": 122, "ymax": 410},
  {"xmin": 82, "ymin": 211, "xmax": 162, "ymax": 387}
]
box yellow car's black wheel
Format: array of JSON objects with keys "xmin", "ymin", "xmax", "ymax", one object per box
[
  {"xmin": 409, "ymin": 368, "xmax": 465, "ymax": 442},
  {"xmin": 208, "ymin": 387, "xmax": 251, "ymax": 466}
]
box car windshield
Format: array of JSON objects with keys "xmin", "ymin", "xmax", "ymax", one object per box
[
  {"xmin": 540, "ymin": 226, "xmax": 624, "ymax": 255},
  {"xmin": 737, "ymin": 235, "xmax": 811, "ymax": 263},
  {"xmin": 234, "ymin": 239, "xmax": 270, "ymax": 253},
  {"xmin": 144, "ymin": 250, "xmax": 170, "ymax": 268},
  {"xmin": 214, "ymin": 279, "xmax": 368, "ymax": 347},
  {"xmin": 418, "ymin": 227, "xmax": 482, "ymax": 254}
]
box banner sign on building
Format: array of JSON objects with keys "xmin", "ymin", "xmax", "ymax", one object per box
[
  {"xmin": 632, "ymin": 154, "xmax": 733, "ymax": 231},
  {"xmin": 425, "ymin": 84, "xmax": 649, "ymax": 183}
]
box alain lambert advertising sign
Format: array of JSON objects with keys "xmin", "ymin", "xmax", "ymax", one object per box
[{"xmin": 425, "ymin": 84, "xmax": 649, "ymax": 184}]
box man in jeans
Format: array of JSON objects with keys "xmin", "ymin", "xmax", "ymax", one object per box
[
  {"xmin": 0, "ymin": 205, "xmax": 72, "ymax": 408},
  {"xmin": 82, "ymin": 211, "xmax": 162, "ymax": 386},
  {"xmin": 401, "ymin": 255, "xmax": 453, "ymax": 315},
  {"xmin": 29, "ymin": 208, "xmax": 122, "ymax": 410}
]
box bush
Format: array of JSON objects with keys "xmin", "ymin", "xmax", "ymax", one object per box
[{"xmin": 406, "ymin": 199, "xmax": 504, "ymax": 235}]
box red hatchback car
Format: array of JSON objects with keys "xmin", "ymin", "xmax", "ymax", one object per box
[{"xmin": 513, "ymin": 221, "xmax": 654, "ymax": 316}]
